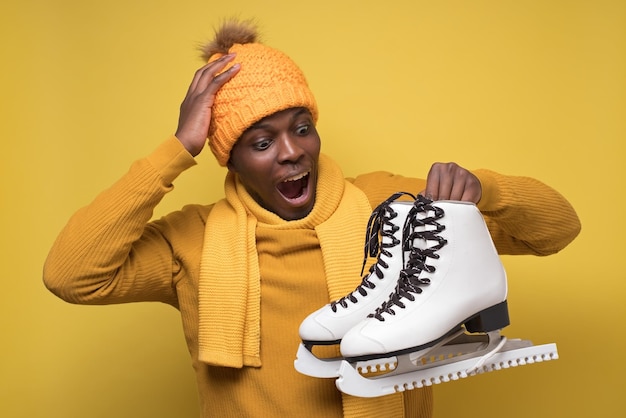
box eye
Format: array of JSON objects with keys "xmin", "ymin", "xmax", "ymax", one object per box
[
  {"xmin": 296, "ymin": 124, "xmax": 310, "ymax": 135},
  {"xmin": 253, "ymin": 138, "xmax": 272, "ymax": 151}
]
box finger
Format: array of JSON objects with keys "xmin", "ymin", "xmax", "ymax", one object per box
[
  {"xmin": 430, "ymin": 163, "xmax": 457, "ymax": 200},
  {"xmin": 206, "ymin": 62, "xmax": 241, "ymax": 92},
  {"xmin": 448, "ymin": 164, "xmax": 474, "ymax": 200},
  {"xmin": 186, "ymin": 62, "xmax": 215, "ymax": 96},
  {"xmin": 460, "ymin": 180, "xmax": 482, "ymax": 204},
  {"xmin": 188, "ymin": 54, "xmax": 237, "ymax": 94},
  {"xmin": 437, "ymin": 176, "xmax": 453, "ymax": 200},
  {"xmin": 448, "ymin": 177, "xmax": 468, "ymax": 201},
  {"xmin": 423, "ymin": 165, "xmax": 441, "ymax": 200}
]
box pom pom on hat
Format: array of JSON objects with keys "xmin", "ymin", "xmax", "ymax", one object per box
[{"xmin": 201, "ymin": 19, "xmax": 318, "ymax": 166}]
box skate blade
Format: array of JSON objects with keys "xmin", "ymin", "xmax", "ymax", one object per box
[
  {"xmin": 294, "ymin": 343, "xmax": 344, "ymax": 378},
  {"xmin": 294, "ymin": 342, "xmax": 405, "ymax": 378},
  {"xmin": 295, "ymin": 329, "xmax": 479, "ymax": 378},
  {"xmin": 335, "ymin": 339, "xmax": 558, "ymax": 398}
]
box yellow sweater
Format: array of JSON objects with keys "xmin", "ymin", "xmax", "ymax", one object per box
[{"xmin": 43, "ymin": 136, "xmax": 581, "ymax": 417}]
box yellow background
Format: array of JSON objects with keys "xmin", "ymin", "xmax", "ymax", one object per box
[{"xmin": 1, "ymin": 0, "xmax": 624, "ymax": 417}]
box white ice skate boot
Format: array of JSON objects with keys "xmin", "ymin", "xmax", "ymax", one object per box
[
  {"xmin": 335, "ymin": 197, "xmax": 558, "ymax": 398},
  {"xmin": 340, "ymin": 197, "xmax": 509, "ymax": 360},
  {"xmin": 294, "ymin": 192, "xmax": 417, "ymax": 378}
]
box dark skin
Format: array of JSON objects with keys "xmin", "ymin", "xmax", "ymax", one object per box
[
  {"xmin": 227, "ymin": 107, "xmax": 320, "ymax": 221},
  {"xmin": 175, "ymin": 53, "xmax": 483, "ymax": 216},
  {"xmin": 175, "ymin": 53, "xmax": 241, "ymax": 157},
  {"xmin": 421, "ymin": 162, "xmax": 482, "ymax": 203}
]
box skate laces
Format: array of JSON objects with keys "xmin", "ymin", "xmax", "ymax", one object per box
[
  {"xmin": 330, "ymin": 192, "xmax": 416, "ymax": 313},
  {"xmin": 370, "ymin": 195, "xmax": 448, "ymax": 320}
]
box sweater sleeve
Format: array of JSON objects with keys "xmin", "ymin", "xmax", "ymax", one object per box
[
  {"xmin": 473, "ymin": 169, "xmax": 581, "ymax": 256},
  {"xmin": 350, "ymin": 170, "xmax": 581, "ymax": 256},
  {"xmin": 43, "ymin": 136, "xmax": 197, "ymax": 307}
]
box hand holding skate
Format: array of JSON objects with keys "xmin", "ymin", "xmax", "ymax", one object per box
[{"xmin": 294, "ymin": 194, "xmax": 558, "ymax": 398}]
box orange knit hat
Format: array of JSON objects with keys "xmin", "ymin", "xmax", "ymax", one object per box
[{"xmin": 202, "ymin": 20, "xmax": 319, "ymax": 166}]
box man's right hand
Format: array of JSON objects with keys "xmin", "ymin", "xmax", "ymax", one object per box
[{"xmin": 175, "ymin": 53, "xmax": 240, "ymax": 157}]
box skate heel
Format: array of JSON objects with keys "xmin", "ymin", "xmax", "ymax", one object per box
[{"xmin": 464, "ymin": 301, "xmax": 510, "ymax": 333}]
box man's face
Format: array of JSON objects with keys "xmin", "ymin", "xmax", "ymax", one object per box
[{"xmin": 227, "ymin": 107, "xmax": 321, "ymax": 221}]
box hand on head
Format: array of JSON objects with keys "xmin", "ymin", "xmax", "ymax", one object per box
[
  {"xmin": 175, "ymin": 54, "xmax": 240, "ymax": 157},
  {"xmin": 420, "ymin": 162, "xmax": 482, "ymax": 203}
]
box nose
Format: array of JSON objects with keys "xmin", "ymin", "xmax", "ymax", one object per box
[{"xmin": 276, "ymin": 133, "xmax": 304, "ymax": 163}]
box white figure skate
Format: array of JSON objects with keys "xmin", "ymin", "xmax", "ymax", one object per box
[
  {"xmin": 335, "ymin": 196, "xmax": 558, "ymax": 397},
  {"xmin": 295, "ymin": 192, "xmax": 417, "ymax": 378}
]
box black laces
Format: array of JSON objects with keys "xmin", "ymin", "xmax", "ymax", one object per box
[
  {"xmin": 330, "ymin": 192, "xmax": 416, "ymax": 312},
  {"xmin": 370, "ymin": 195, "xmax": 447, "ymax": 320}
]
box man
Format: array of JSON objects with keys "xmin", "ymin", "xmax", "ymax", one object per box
[{"xmin": 44, "ymin": 19, "xmax": 580, "ymax": 417}]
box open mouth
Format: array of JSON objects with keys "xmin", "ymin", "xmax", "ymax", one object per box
[{"xmin": 277, "ymin": 172, "xmax": 310, "ymax": 200}]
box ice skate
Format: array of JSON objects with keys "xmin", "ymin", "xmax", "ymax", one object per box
[
  {"xmin": 295, "ymin": 192, "xmax": 417, "ymax": 378},
  {"xmin": 335, "ymin": 196, "xmax": 559, "ymax": 397}
]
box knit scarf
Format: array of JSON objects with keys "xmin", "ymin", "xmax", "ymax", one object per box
[{"xmin": 198, "ymin": 154, "xmax": 405, "ymax": 415}]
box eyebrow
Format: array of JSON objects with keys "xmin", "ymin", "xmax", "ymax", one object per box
[{"xmin": 246, "ymin": 107, "xmax": 310, "ymax": 132}]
